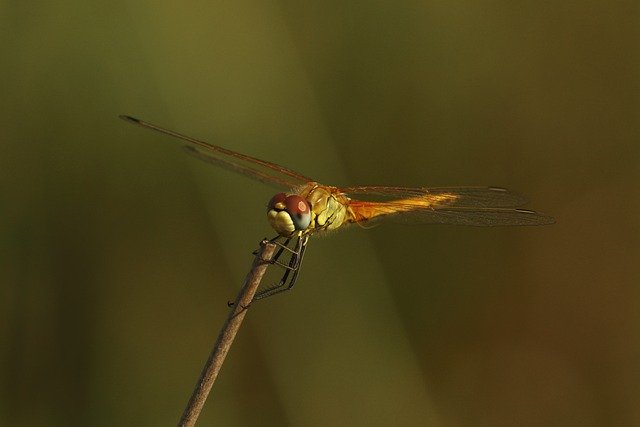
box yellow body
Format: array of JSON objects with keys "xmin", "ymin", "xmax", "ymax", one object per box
[
  {"xmin": 300, "ymin": 183, "xmax": 350, "ymax": 234},
  {"xmin": 268, "ymin": 182, "xmax": 461, "ymax": 237}
]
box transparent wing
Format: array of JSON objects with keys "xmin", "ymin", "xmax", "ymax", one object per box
[
  {"xmin": 345, "ymin": 186, "xmax": 554, "ymax": 226},
  {"xmin": 391, "ymin": 206, "xmax": 553, "ymax": 226},
  {"xmin": 341, "ymin": 186, "xmax": 529, "ymax": 208},
  {"xmin": 182, "ymin": 146, "xmax": 299, "ymax": 191},
  {"xmin": 120, "ymin": 115, "xmax": 312, "ymax": 189}
]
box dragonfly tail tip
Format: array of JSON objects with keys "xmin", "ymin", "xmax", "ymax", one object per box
[{"xmin": 119, "ymin": 115, "xmax": 140, "ymax": 124}]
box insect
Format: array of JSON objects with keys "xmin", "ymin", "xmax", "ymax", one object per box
[{"xmin": 120, "ymin": 115, "xmax": 554, "ymax": 300}]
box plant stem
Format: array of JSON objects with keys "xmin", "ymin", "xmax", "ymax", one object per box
[{"xmin": 177, "ymin": 240, "xmax": 276, "ymax": 427}]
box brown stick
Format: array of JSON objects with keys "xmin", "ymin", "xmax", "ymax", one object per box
[{"xmin": 177, "ymin": 240, "xmax": 277, "ymax": 427}]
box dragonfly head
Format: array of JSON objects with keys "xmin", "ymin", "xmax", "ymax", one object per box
[{"xmin": 267, "ymin": 193, "xmax": 312, "ymax": 236}]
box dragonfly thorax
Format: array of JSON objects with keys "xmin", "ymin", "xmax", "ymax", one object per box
[{"xmin": 305, "ymin": 186, "xmax": 349, "ymax": 233}]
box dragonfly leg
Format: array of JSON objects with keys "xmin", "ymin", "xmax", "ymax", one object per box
[
  {"xmin": 252, "ymin": 235, "xmax": 297, "ymax": 255},
  {"xmin": 227, "ymin": 236, "xmax": 301, "ymax": 307},
  {"xmin": 253, "ymin": 235, "xmax": 309, "ymax": 301},
  {"xmin": 267, "ymin": 237, "xmax": 302, "ymax": 270},
  {"xmin": 265, "ymin": 236, "xmax": 290, "ymax": 265}
]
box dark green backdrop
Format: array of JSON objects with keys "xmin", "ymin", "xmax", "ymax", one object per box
[{"xmin": 2, "ymin": 2, "xmax": 638, "ymax": 426}]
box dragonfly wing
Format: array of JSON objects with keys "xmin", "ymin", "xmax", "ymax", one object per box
[
  {"xmin": 345, "ymin": 186, "xmax": 554, "ymax": 226},
  {"xmin": 183, "ymin": 146, "xmax": 303, "ymax": 190},
  {"xmin": 121, "ymin": 115, "xmax": 312, "ymax": 189},
  {"xmin": 395, "ymin": 206, "xmax": 555, "ymax": 226},
  {"xmin": 341, "ymin": 186, "xmax": 529, "ymax": 208}
]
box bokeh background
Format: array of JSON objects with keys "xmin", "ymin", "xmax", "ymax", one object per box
[{"xmin": 2, "ymin": 1, "xmax": 638, "ymax": 426}]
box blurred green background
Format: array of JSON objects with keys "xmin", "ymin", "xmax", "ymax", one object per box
[{"xmin": 1, "ymin": 1, "xmax": 638, "ymax": 426}]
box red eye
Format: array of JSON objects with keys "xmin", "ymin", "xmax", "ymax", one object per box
[
  {"xmin": 284, "ymin": 195, "xmax": 311, "ymax": 230},
  {"xmin": 285, "ymin": 195, "xmax": 309, "ymax": 215},
  {"xmin": 268, "ymin": 193, "xmax": 287, "ymax": 210},
  {"xmin": 267, "ymin": 193, "xmax": 311, "ymax": 231}
]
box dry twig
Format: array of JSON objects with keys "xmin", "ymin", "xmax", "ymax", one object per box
[{"xmin": 177, "ymin": 240, "xmax": 277, "ymax": 427}]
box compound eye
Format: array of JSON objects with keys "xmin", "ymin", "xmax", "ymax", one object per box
[
  {"xmin": 267, "ymin": 193, "xmax": 287, "ymax": 211},
  {"xmin": 284, "ymin": 195, "xmax": 311, "ymax": 230}
]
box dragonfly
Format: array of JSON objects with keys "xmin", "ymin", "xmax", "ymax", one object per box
[{"xmin": 120, "ymin": 115, "xmax": 554, "ymax": 300}]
